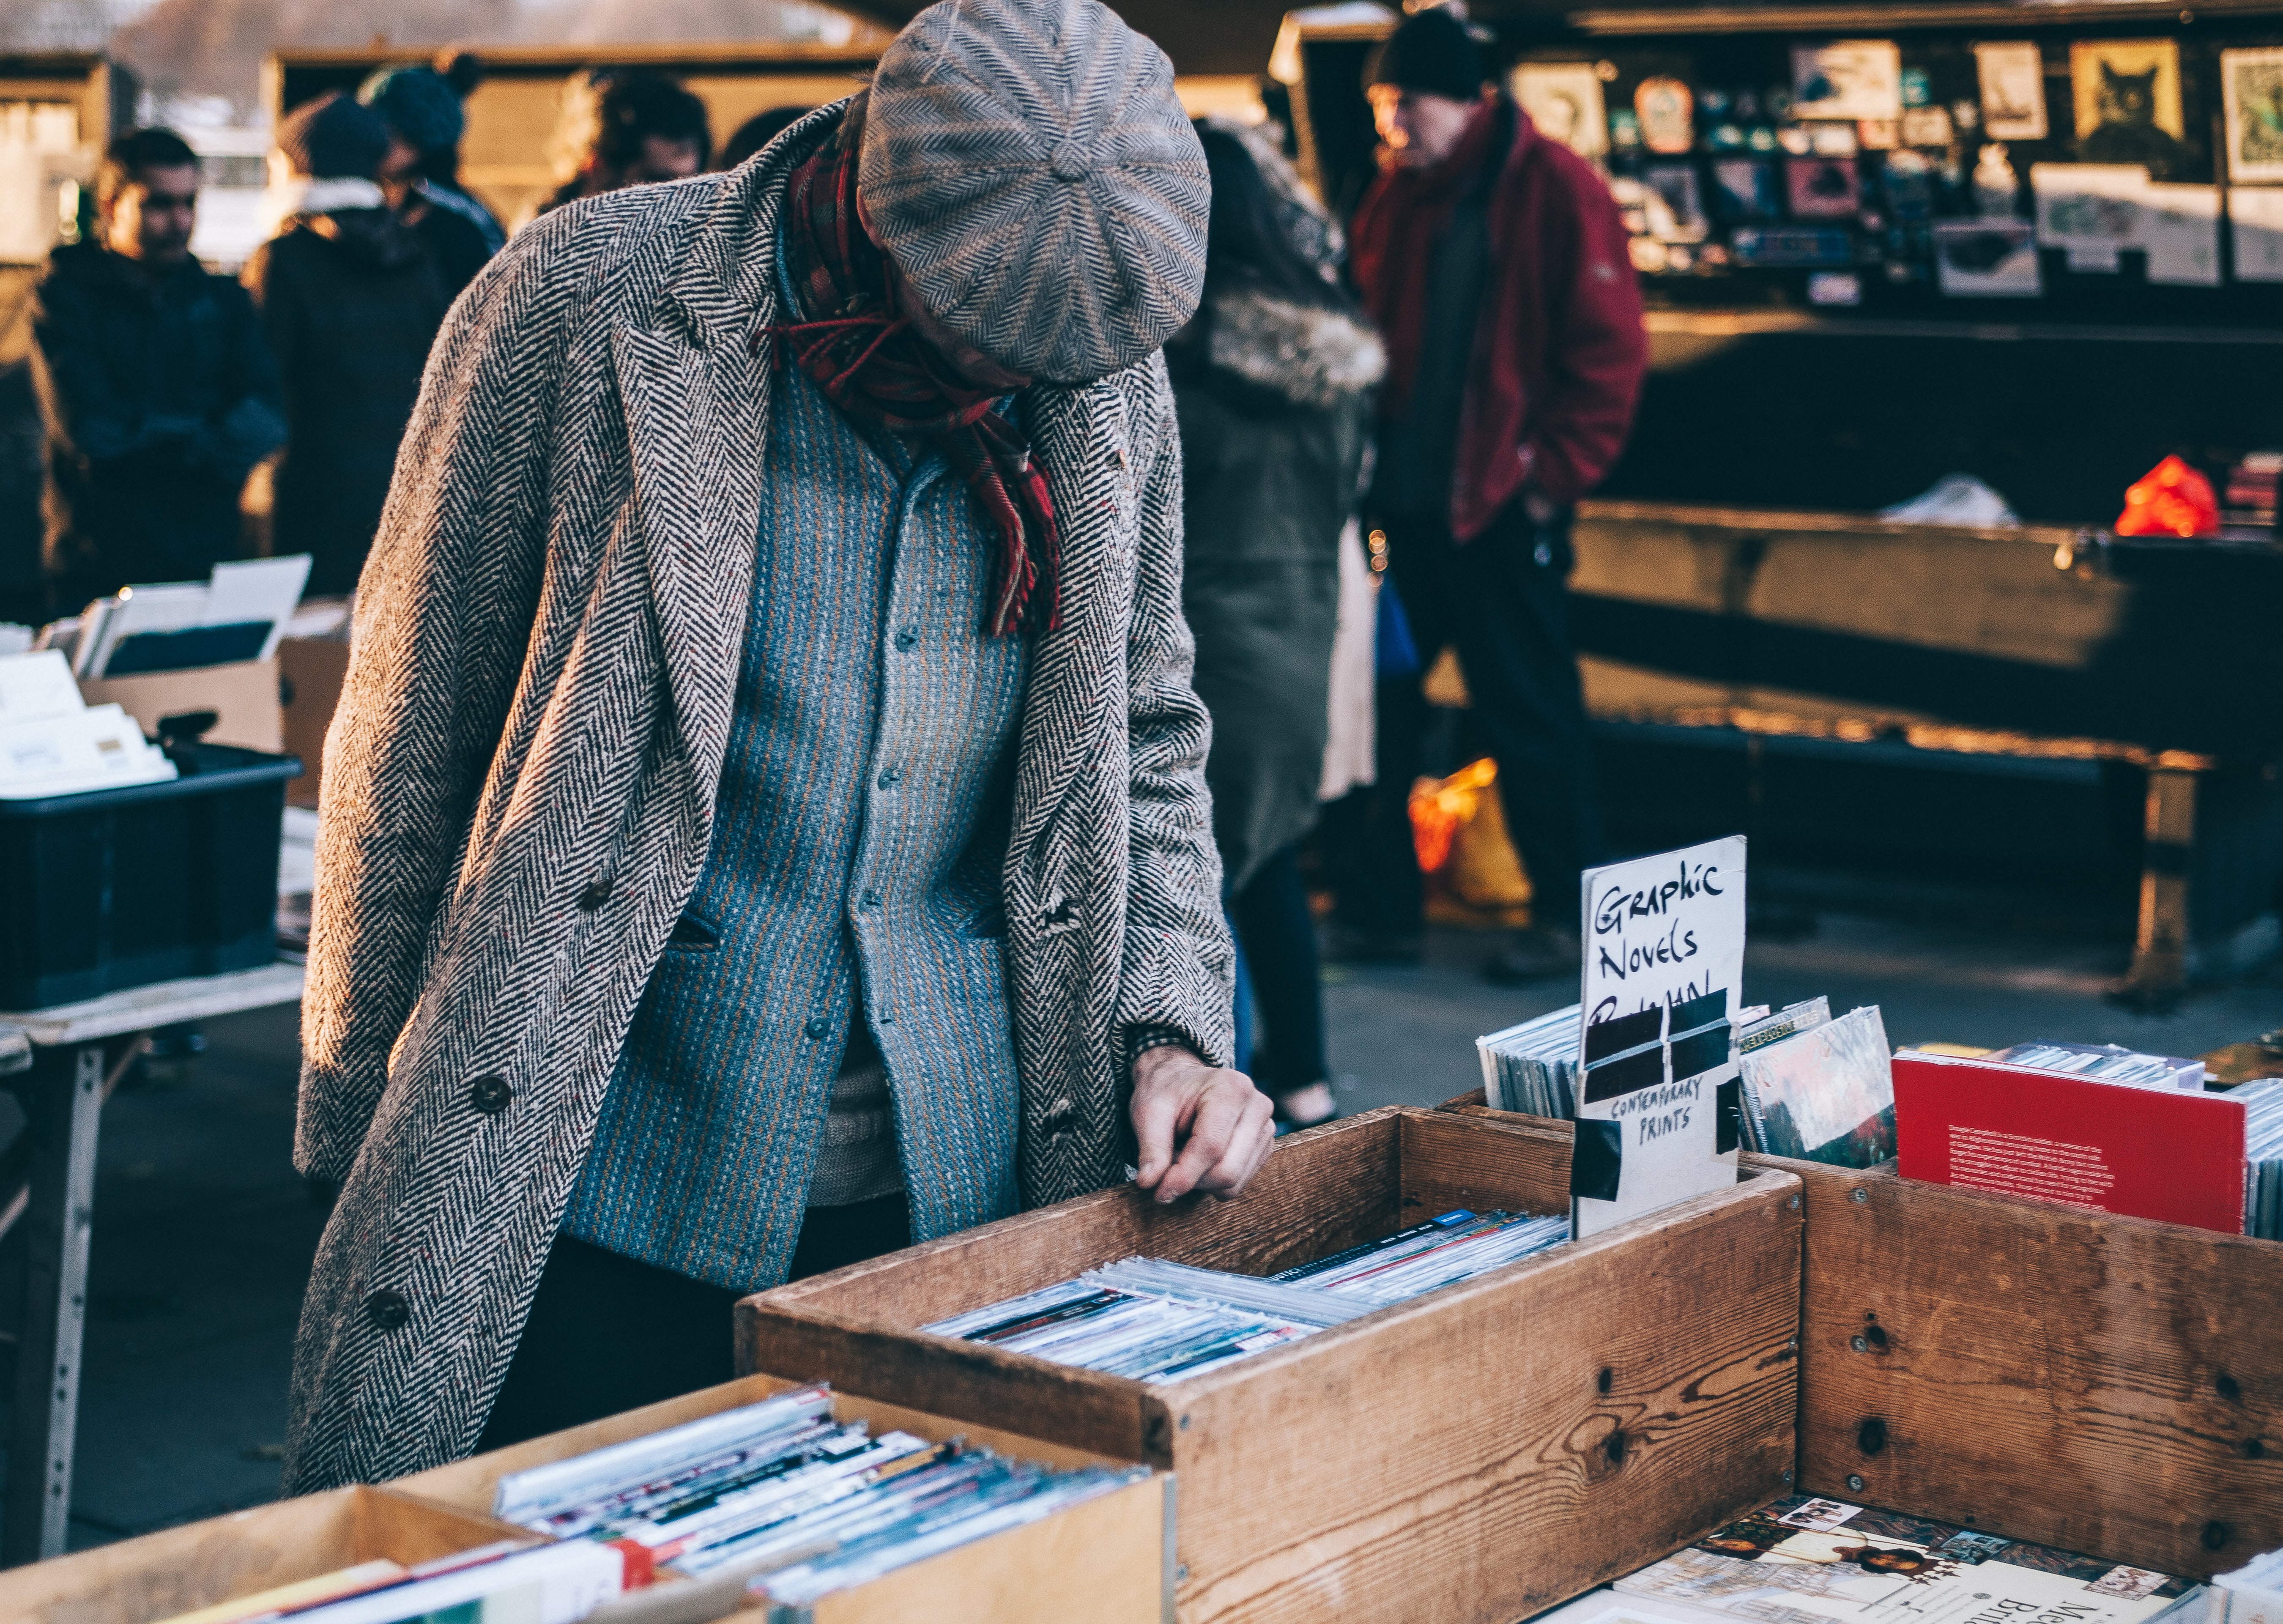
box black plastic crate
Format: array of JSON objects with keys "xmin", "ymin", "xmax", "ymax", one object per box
[{"xmin": 0, "ymin": 743, "xmax": 300, "ymax": 1011}]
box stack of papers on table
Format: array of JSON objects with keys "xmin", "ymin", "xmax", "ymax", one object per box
[{"xmin": 0, "ymin": 650, "xmax": 175, "ymax": 799}]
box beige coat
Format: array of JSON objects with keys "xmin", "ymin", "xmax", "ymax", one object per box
[{"xmin": 285, "ymin": 107, "xmax": 1232, "ymax": 1493}]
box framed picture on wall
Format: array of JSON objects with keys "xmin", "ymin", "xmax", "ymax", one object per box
[
  {"xmin": 2223, "ymin": 47, "xmax": 2283, "ymax": 184},
  {"xmin": 2070, "ymin": 40, "xmax": 2187, "ymax": 180}
]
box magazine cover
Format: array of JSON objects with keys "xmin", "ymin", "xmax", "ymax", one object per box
[
  {"xmin": 1616, "ymin": 1495, "xmax": 2195, "ymax": 1624},
  {"xmin": 1741, "ymin": 1006, "xmax": 1894, "ymax": 1167}
]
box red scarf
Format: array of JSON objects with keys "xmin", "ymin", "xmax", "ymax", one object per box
[
  {"xmin": 1348, "ymin": 99, "xmax": 1506, "ymax": 422},
  {"xmin": 759, "ymin": 114, "xmax": 1059, "ymax": 637}
]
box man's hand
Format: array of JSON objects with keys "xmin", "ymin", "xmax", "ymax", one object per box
[{"xmin": 1130, "ymin": 1044, "xmax": 1276, "ymax": 1204}]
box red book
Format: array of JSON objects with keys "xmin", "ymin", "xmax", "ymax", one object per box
[{"xmin": 1893, "ymin": 1050, "xmax": 2247, "ymax": 1233}]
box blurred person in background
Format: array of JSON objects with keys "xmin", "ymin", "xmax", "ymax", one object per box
[
  {"xmin": 523, "ymin": 70, "xmax": 711, "ymax": 226},
  {"xmin": 360, "ymin": 61, "xmax": 501, "ymax": 298},
  {"xmin": 1168, "ymin": 119, "xmax": 1381, "ymax": 1132},
  {"xmin": 720, "ymin": 105, "xmax": 815, "ymax": 170},
  {"xmin": 30, "ymin": 127, "xmax": 285, "ymax": 610},
  {"xmin": 1342, "ymin": 6, "xmax": 1646, "ymax": 984},
  {"xmin": 246, "ymin": 93, "xmax": 450, "ymax": 597}
]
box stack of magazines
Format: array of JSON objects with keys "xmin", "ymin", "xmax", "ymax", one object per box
[
  {"xmin": 1476, "ymin": 1005, "xmax": 1583, "ymax": 1116},
  {"xmin": 151, "ymin": 1539, "xmax": 627, "ymax": 1624},
  {"xmin": 1733, "ymin": 1000, "xmax": 1897, "ymax": 1168},
  {"xmin": 925, "ymin": 1209, "xmax": 1570, "ymax": 1382},
  {"xmin": 487, "ymin": 1383, "xmax": 1142, "ymax": 1609},
  {"xmin": 2234, "ymin": 1076, "xmax": 2283, "ymax": 1240}
]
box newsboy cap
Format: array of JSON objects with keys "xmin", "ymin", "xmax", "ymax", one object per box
[{"xmin": 859, "ymin": 0, "xmax": 1209, "ymax": 385}]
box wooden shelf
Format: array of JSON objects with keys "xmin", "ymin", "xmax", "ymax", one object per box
[
  {"xmin": 1643, "ymin": 307, "xmax": 2283, "ymax": 344},
  {"xmin": 1563, "ymin": 0, "xmax": 2283, "ymax": 37}
]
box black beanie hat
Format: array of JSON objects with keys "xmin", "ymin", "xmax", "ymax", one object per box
[
  {"xmin": 275, "ymin": 90, "xmax": 391, "ymax": 181},
  {"xmin": 1365, "ymin": 8, "xmax": 1485, "ymax": 103}
]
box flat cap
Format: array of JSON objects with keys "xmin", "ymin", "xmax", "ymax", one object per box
[{"xmin": 859, "ymin": 0, "xmax": 1209, "ymax": 385}]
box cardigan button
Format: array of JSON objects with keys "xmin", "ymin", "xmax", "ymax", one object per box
[
  {"xmin": 469, "ymin": 1075, "xmax": 513, "ymax": 1114},
  {"xmin": 365, "ymin": 1289, "xmax": 410, "ymax": 1331},
  {"xmin": 805, "ymin": 1017, "xmax": 832, "ymax": 1041},
  {"xmin": 893, "ymin": 625, "xmax": 919, "ymax": 651},
  {"xmin": 877, "ymin": 766, "xmax": 903, "ymax": 789},
  {"xmin": 577, "ymin": 877, "xmax": 613, "ymax": 910}
]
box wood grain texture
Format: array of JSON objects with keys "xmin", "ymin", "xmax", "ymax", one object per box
[
  {"xmin": 742, "ymin": 1107, "xmax": 1801, "ymax": 1623},
  {"xmin": 1759, "ymin": 1154, "xmax": 2283, "ymax": 1579},
  {"xmin": 0, "ymin": 1487, "xmax": 522, "ymax": 1624}
]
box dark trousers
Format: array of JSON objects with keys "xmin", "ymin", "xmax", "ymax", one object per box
[
  {"xmin": 1349, "ymin": 501, "xmax": 1606, "ymax": 936},
  {"xmin": 1229, "ymin": 843, "xmax": 1330, "ymax": 1093},
  {"xmin": 476, "ymin": 1192, "xmax": 911, "ymax": 1451}
]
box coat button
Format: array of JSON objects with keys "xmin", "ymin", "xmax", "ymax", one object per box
[
  {"xmin": 365, "ymin": 1288, "xmax": 410, "ymax": 1331},
  {"xmin": 876, "ymin": 765, "xmax": 903, "ymax": 789},
  {"xmin": 805, "ymin": 1017, "xmax": 832, "ymax": 1041},
  {"xmin": 893, "ymin": 625, "xmax": 919, "ymax": 651},
  {"xmin": 860, "ymin": 888, "xmax": 882, "ymax": 910},
  {"xmin": 469, "ymin": 1075, "xmax": 513, "ymax": 1114},
  {"xmin": 578, "ymin": 877, "xmax": 613, "ymax": 910}
]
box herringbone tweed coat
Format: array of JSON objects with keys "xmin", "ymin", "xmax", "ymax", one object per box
[{"xmin": 285, "ymin": 104, "xmax": 1234, "ymax": 1493}]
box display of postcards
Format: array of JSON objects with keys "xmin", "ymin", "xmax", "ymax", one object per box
[
  {"xmin": 1616, "ymin": 1492, "xmax": 2199, "ymax": 1624},
  {"xmin": 1982, "ymin": 1041, "xmax": 2204, "ymax": 1090},
  {"xmin": 1476, "ymin": 1002, "xmax": 1583, "ymax": 1115},
  {"xmin": 1806, "ymin": 271, "xmax": 1863, "ymax": 305},
  {"xmin": 1792, "ymin": 40, "xmax": 1904, "ymax": 122},
  {"xmin": 2072, "ymin": 40, "xmax": 2187, "ymax": 180},
  {"xmin": 926, "ymin": 1211, "xmax": 1571, "ymax": 1381},
  {"xmin": 1809, "ymin": 122, "xmax": 1859, "ymax": 156},
  {"xmin": 1513, "ymin": 61, "xmax": 1610, "ymax": 159},
  {"xmin": 2225, "ymin": 49, "xmax": 2283, "ymax": 183},
  {"xmin": 1877, "ymin": 149, "xmax": 1938, "ymax": 220},
  {"xmin": 1900, "ymin": 66, "xmax": 1932, "ymax": 109},
  {"xmin": 1736, "ymin": 1005, "xmax": 1894, "ymax": 1168},
  {"xmin": 1786, "ymin": 155, "xmax": 1862, "ymax": 217},
  {"xmin": 1856, "ymin": 118, "xmax": 1899, "ymax": 150},
  {"xmin": 485, "ymin": 1381, "xmax": 1147, "ymax": 1599},
  {"xmin": 1933, "ymin": 222, "xmax": 2042, "ymax": 296},
  {"xmin": 1711, "ymin": 159, "xmax": 1782, "ymax": 222},
  {"xmin": 1900, "ymin": 104, "xmax": 1954, "ymax": 147},
  {"xmin": 1730, "ymin": 226, "xmax": 1856, "ymax": 266},
  {"xmin": 1636, "ymin": 77, "xmax": 1695, "ymax": 155},
  {"xmin": 2232, "ymin": 186, "xmax": 2283, "ymax": 281},
  {"xmin": 1641, "ymin": 162, "xmax": 1709, "ymax": 240},
  {"xmin": 1611, "ymin": 108, "xmax": 1643, "ymax": 150},
  {"xmin": 2034, "ymin": 161, "xmax": 2153, "ymax": 270},
  {"xmin": 1976, "ymin": 42, "xmax": 2049, "ymax": 140},
  {"xmin": 1708, "ymin": 123, "xmax": 1748, "ymax": 151},
  {"xmin": 2236, "ymin": 1077, "xmax": 2283, "ymax": 1241}
]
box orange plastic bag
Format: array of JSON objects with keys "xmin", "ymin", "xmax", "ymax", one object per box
[
  {"xmin": 2114, "ymin": 455, "xmax": 2219, "ymax": 538},
  {"xmin": 1409, "ymin": 758, "xmax": 1498, "ymax": 873}
]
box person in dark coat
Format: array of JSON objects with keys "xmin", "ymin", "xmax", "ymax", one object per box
[
  {"xmin": 1344, "ymin": 6, "xmax": 1648, "ymax": 983},
  {"xmin": 246, "ymin": 93, "xmax": 451, "ymax": 597},
  {"xmin": 523, "ymin": 71, "xmax": 711, "ymax": 227},
  {"xmin": 361, "ymin": 63, "xmax": 499, "ymax": 300},
  {"xmin": 30, "ymin": 127, "xmax": 286, "ymax": 609},
  {"xmin": 1168, "ymin": 120, "xmax": 1382, "ymax": 1131}
]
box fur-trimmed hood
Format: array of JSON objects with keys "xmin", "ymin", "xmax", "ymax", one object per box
[{"xmin": 1203, "ymin": 285, "xmax": 1385, "ymax": 412}]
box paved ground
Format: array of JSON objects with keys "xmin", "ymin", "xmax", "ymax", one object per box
[{"xmin": 10, "ymin": 891, "xmax": 2278, "ymax": 1550}]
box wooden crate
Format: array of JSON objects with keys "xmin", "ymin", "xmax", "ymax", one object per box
[
  {"xmin": 398, "ymin": 1372, "xmax": 1172, "ymax": 1624},
  {"xmin": 1439, "ymin": 1090, "xmax": 2283, "ymax": 1580},
  {"xmin": 0, "ymin": 1483, "xmax": 527, "ymax": 1624},
  {"xmin": 738, "ymin": 1105, "xmax": 1803, "ymax": 1624}
]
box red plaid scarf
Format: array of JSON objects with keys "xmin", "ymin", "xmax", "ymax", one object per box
[{"xmin": 759, "ymin": 115, "xmax": 1059, "ymax": 637}]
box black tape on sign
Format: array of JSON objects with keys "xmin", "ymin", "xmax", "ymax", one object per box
[
  {"xmin": 1671, "ymin": 988, "xmax": 1729, "ymax": 1031},
  {"xmin": 1582, "ymin": 1046, "xmax": 1664, "ymax": 1105},
  {"xmin": 1583, "ymin": 1006, "xmax": 1663, "ymax": 1063},
  {"xmin": 1670, "ymin": 1024, "xmax": 1732, "ymax": 1081},
  {"xmin": 1716, "ymin": 1077, "xmax": 1744, "ymax": 1154},
  {"xmin": 1572, "ymin": 1118, "xmax": 1624, "ymax": 1202}
]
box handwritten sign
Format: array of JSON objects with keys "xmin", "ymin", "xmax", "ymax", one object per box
[{"xmin": 1571, "ymin": 835, "xmax": 1746, "ymax": 1238}]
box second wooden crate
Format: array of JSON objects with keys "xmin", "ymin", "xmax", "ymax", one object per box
[{"xmin": 738, "ymin": 1105, "xmax": 1803, "ymax": 1624}]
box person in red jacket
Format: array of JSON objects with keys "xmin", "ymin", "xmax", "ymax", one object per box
[{"xmin": 1342, "ymin": 5, "xmax": 1647, "ymax": 983}]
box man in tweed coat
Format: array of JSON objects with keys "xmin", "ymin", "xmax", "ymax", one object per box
[{"xmin": 286, "ymin": 0, "xmax": 1272, "ymax": 1491}]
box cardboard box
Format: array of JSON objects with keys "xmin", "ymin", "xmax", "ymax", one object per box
[
  {"xmin": 78, "ymin": 657, "xmax": 283, "ymax": 754},
  {"xmin": 1439, "ymin": 1090, "xmax": 2283, "ymax": 1580},
  {"xmin": 277, "ymin": 635, "xmax": 351, "ymax": 808},
  {"xmin": 739, "ymin": 1105, "xmax": 1803, "ymax": 1624},
  {"xmin": 400, "ymin": 1373, "xmax": 1172, "ymax": 1624},
  {"xmin": 0, "ymin": 1484, "xmax": 527, "ymax": 1624}
]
